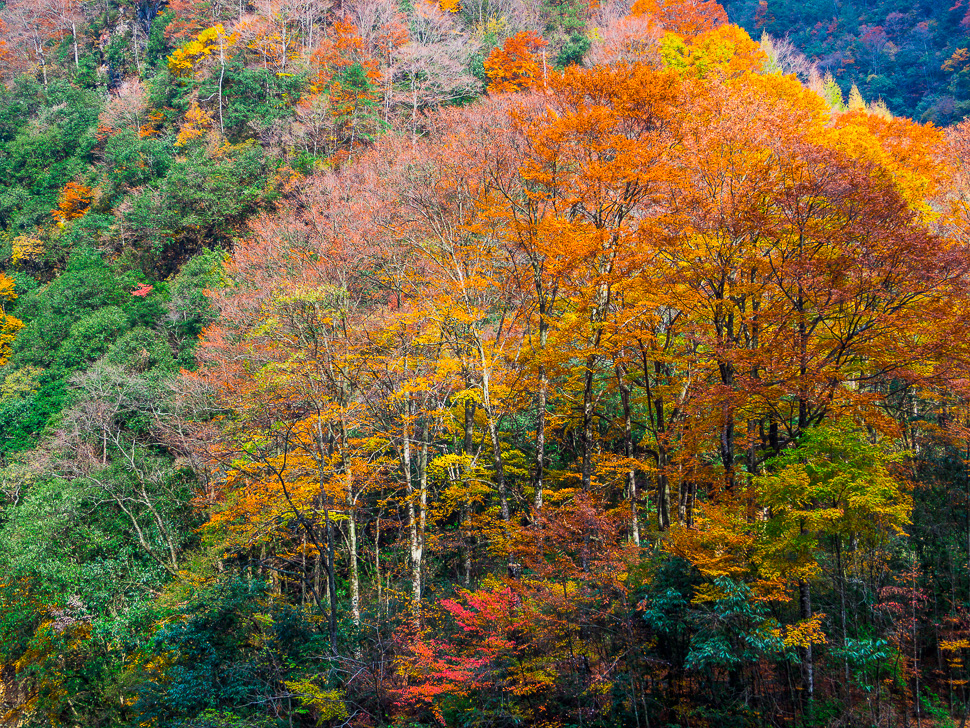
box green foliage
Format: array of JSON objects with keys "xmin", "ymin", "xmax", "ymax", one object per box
[
  {"xmin": 757, "ymin": 421, "xmax": 910, "ymax": 557},
  {"xmin": 0, "ymin": 466, "xmax": 186, "ymax": 725},
  {"xmin": 178, "ymin": 710, "xmax": 278, "ymax": 728},
  {"xmin": 101, "ymin": 129, "xmax": 175, "ymax": 203},
  {"xmin": 54, "ymin": 306, "xmax": 130, "ymax": 370},
  {"xmin": 147, "ymin": 11, "xmax": 177, "ymax": 69},
  {"xmin": 199, "ymin": 62, "xmax": 307, "ymax": 140},
  {"xmin": 103, "ymin": 326, "xmax": 176, "ymax": 373},
  {"xmin": 0, "ymin": 5, "xmax": 962, "ymax": 728},
  {"xmin": 115, "ymin": 142, "xmax": 272, "ymax": 275},
  {"xmin": 11, "ymin": 247, "xmax": 130, "ymax": 368},
  {"xmin": 821, "ymin": 73, "xmax": 846, "ymax": 111},
  {"xmin": 134, "ymin": 577, "xmax": 323, "ymax": 727},
  {"xmin": 724, "ymin": 0, "xmax": 970, "ymax": 120},
  {"xmin": 829, "ymin": 637, "xmax": 890, "ymax": 688},
  {"xmin": 684, "ymin": 579, "xmax": 792, "ymax": 670},
  {"xmin": 0, "ymin": 81, "xmax": 101, "ymax": 230},
  {"xmin": 0, "ymin": 375, "xmax": 67, "ymax": 455},
  {"xmin": 166, "ymin": 248, "xmax": 225, "ymax": 366},
  {"xmin": 555, "ymin": 34, "xmax": 591, "ymax": 68},
  {"xmin": 285, "ymin": 680, "xmax": 350, "ymax": 724}
]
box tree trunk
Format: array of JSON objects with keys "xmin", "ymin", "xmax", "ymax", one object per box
[
  {"xmin": 463, "ymin": 398, "xmax": 475, "ymax": 587},
  {"xmin": 312, "ymin": 420, "xmax": 338, "ymax": 655},
  {"xmin": 218, "ymin": 35, "xmax": 227, "ymax": 134},
  {"xmin": 347, "ymin": 494, "xmax": 360, "ymax": 626},
  {"xmin": 403, "ymin": 399, "xmax": 422, "ymax": 629},
  {"xmin": 581, "ymin": 356, "xmax": 596, "ymax": 491},
  {"xmin": 324, "ymin": 505, "xmax": 338, "ymax": 653},
  {"xmin": 800, "ymin": 578, "xmax": 815, "ymax": 712},
  {"xmin": 374, "ymin": 516, "xmax": 383, "ymax": 618},
  {"xmin": 342, "ymin": 418, "xmax": 360, "ymax": 627},
  {"xmin": 837, "ymin": 538, "xmax": 851, "ymax": 706},
  {"xmin": 534, "ymin": 361, "xmax": 547, "ymax": 517},
  {"xmin": 658, "ymin": 444, "xmax": 670, "ymax": 531},
  {"xmin": 656, "ymin": 394, "xmax": 670, "ymax": 531},
  {"xmin": 533, "ymin": 314, "xmax": 549, "ymax": 519},
  {"xmin": 479, "ymin": 343, "xmax": 510, "ymax": 525},
  {"xmin": 617, "ymin": 364, "xmax": 640, "ymax": 544}
]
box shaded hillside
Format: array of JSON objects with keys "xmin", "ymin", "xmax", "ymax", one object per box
[{"xmin": 725, "ymin": 0, "xmax": 970, "ymax": 123}]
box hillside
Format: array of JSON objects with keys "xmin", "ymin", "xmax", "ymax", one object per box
[
  {"xmin": 0, "ymin": 1, "xmax": 969, "ymax": 727},
  {"xmin": 724, "ymin": 0, "xmax": 970, "ymax": 123}
]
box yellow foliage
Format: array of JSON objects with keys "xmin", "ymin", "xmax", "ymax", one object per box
[
  {"xmin": 175, "ymin": 101, "xmax": 213, "ymax": 147},
  {"xmin": 1, "ymin": 366, "xmax": 42, "ymax": 402},
  {"xmin": 168, "ymin": 24, "xmax": 235, "ymax": 77},
  {"xmin": 824, "ymin": 110, "xmax": 947, "ymax": 215},
  {"xmin": 942, "ymin": 638, "xmax": 970, "ymax": 652},
  {"xmin": 473, "ymin": 16, "xmax": 507, "ymax": 41},
  {"xmin": 0, "ymin": 272, "xmax": 16, "ymax": 302},
  {"xmin": 660, "ymin": 24, "xmax": 765, "ymax": 78},
  {"xmin": 771, "ymin": 614, "xmax": 828, "ymax": 648},
  {"xmin": 665, "ymin": 500, "xmax": 761, "ymax": 583},
  {"xmin": 284, "ymin": 680, "xmax": 349, "ymax": 724},
  {"xmin": 11, "ymin": 235, "xmax": 43, "ymax": 265},
  {"xmin": 847, "ymin": 83, "xmax": 866, "ymax": 111},
  {"xmin": 0, "ymin": 273, "xmax": 21, "ymax": 367}
]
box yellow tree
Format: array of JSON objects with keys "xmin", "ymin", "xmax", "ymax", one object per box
[
  {"xmin": 168, "ymin": 24, "xmax": 238, "ymax": 134},
  {"xmin": 0, "ymin": 272, "xmax": 22, "ymax": 366}
]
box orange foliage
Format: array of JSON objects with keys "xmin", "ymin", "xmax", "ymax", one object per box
[
  {"xmin": 483, "ymin": 31, "xmax": 548, "ymax": 94},
  {"xmin": 309, "ymin": 18, "xmax": 390, "ymax": 153},
  {"xmin": 311, "ymin": 17, "xmax": 383, "ymax": 88},
  {"xmin": 138, "ymin": 111, "xmax": 164, "ymax": 138},
  {"xmin": 181, "ymin": 51, "xmax": 970, "ymax": 723},
  {"xmin": 0, "ymin": 18, "xmax": 14, "ymax": 78},
  {"xmin": 51, "ymin": 181, "xmax": 93, "ymax": 225}
]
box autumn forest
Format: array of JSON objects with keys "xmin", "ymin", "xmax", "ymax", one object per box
[{"xmin": 0, "ymin": 0, "xmax": 969, "ymax": 726}]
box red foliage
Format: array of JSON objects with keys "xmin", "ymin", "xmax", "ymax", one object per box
[
  {"xmin": 311, "ymin": 17, "xmax": 383, "ymax": 88},
  {"xmin": 131, "ymin": 284, "xmax": 154, "ymax": 297},
  {"xmin": 395, "ymin": 496, "xmax": 640, "ymax": 725}
]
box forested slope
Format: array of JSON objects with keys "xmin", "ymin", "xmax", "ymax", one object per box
[
  {"xmin": 724, "ymin": 0, "xmax": 970, "ymax": 124},
  {"xmin": 0, "ymin": 1, "xmax": 969, "ymax": 727}
]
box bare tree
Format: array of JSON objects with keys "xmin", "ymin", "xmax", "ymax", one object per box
[
  {"xmin": 761, "ymin": 31, "xmax": 815, "ymax": 81},
  {"xmin": 459, "ymin": 0, "xmax": 541, "ymax": 33},
  {"xmin": 586, "ymin": 8, "xmax": 661, "ymax": 67},
  {"xmin": 390, "ymin": 1, "xmax": 481, "ymax": 140},
  {"xmin": 100, "ymin": 77, "xmax": 148, "ymax": 132},
  {"xmin": 48, "ymin": 364, "xmax": 188, "ymax": 576}
]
